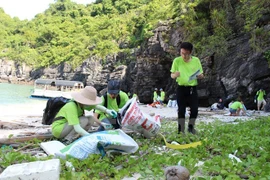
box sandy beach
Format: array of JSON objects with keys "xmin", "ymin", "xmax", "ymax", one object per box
[
  {"xmin": 0, "ymin": 100, "xmax": 270, "ymax": 144},
  {"xmin": 1, "ymin": 101, "xmax": 269, "ymax": 124}
]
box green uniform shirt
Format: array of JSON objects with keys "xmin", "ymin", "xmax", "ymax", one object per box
[
  {"xmin": 170, "ymin": 56, "xmax": 203, "ymax": 86},
  {"xmin": 160, "ymin": 91, "xmax": 165, "ymax": 101},
  {"xmin": 230, "ymin": 101, "xmax": 243, "ymax": 110},
  {"xmin": 153, "ymin": 91, "xmax": 158, "ymax": 101},
  {"xmin": 95, "ymin": 91, "xmax": 129, "ymax": 120},
  {"xmin": 256, "ymin": 90, "xmax": 266, "ymax": 101},
  {"xmin": 51, "ymin": 101, "xmax": 95, "ymax": 138}
]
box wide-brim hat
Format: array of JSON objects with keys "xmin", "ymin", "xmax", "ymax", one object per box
[{"xmin": 71, "ymin": 86, "xmax": 102, "ymax": 105}]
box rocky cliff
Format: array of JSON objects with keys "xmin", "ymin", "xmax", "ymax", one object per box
[{"xmin": 1, "ymin": 1, "xmax": 270, "ymax": 109}]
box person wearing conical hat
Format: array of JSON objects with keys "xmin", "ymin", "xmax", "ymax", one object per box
[{"xmin": 51, "ymin": 86, "xmax": 117, "ymax": 144}]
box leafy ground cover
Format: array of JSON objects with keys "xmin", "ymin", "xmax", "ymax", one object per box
[{"xmin": 1, "ymin": 117, "xmax": 270, "ymax": 179}]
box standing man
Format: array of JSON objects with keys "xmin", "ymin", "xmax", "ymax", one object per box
[
  {"xmin": 159, "ymin": 88, "xmax": 166, "ymax": 105},
  {"xmin": 170, "ymin": 42, "xmax": 204, "ymax": 134},
  {"xmin": 255, "ymin": 88, "xmax": 266, "ymax": 111},
  {"xmin": 153, "ymin": 88, "xmax": 158, "ymax": 103}
]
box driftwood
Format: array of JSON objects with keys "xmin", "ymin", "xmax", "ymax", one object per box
[
  {"xmin": 0, "ymin": 120, "xmax": 48, "ymax": 129},
  {"xmin": 0, "ymin": 129, "xmax": 134, "ymax": 145},
  {"xmin": 0, "ymin": 120, "xmax": 31, "ymax": 128},
  {"xmin": 0, "ymin": 134, "xmax": 53, "ymax": 145}
]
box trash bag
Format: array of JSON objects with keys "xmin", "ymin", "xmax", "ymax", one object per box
[
  {"xmin": 58, "ymin": 129, "xmax": 138, "ymax": 160},
  {"xmin": 119, "ymin": 98, "xmax": 161, "ymax": 138}
]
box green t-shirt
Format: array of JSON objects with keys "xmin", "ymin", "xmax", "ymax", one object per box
[
  {"xmin": 95, "ymin": 91, "xmax": 129, "ymax": 120},
  {"xmin": 153, "ymin": 91, "xmax": 158, "ymax": 101},
  {"xmin": 160, "ymin": 91, "xmax": 165, "ymax": 101},
  {"xmin": 230, "ymin": 101, "xmax": 243, "ymax": 110},
  {"xmin": 256, "ymin": 90, "xmax": 266, "ymax": 101},
  {"xmin": 51, "ymin": 101, "xmax": 95, "ymax": 138},
  {"xmin": 170, "ymin": 56, "xmax": 203, "ymax": 86}
]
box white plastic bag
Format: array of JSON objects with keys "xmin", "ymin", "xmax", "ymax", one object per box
[
  {"xmin": 59, "ymin": 129, "xmax": 138, "ymax": 160},
  {"xmin": 119, "ymin": 98, "xmax": 161, "ymax": 138}
]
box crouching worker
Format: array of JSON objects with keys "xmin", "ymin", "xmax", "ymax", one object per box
[
  {"xmin": 229, "ymin": 99, "xmax": 246, "ymax": 116},
  {"xmin": 94, "ymin": 80, "xmax": 129, "ymax": 131},
  {"xmin": 51, "ymin": 86, "xmax": 117, "ymax": 144}
]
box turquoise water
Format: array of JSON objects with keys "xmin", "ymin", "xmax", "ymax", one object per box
[{"xmin": 0, "ymin": 83, "xmax": 46, "ymax": 105}]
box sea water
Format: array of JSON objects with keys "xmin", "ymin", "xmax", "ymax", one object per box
[{"xmin": 0, "ymin": 83, "xmax": 46, "ymax": 105}]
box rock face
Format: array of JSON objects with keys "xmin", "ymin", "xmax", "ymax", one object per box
[
  {"xmin": 1, "ymin": 2, "xmax": 270, "ymax": 109},
  {"xmin": 133, "ymin": 23, "xmax": 179, "ymax": 103}
]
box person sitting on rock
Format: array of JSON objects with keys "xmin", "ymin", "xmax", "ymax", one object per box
[
  {"xmin": 211, "ymin": 97, "xmax": 225, "ymax": 110},
  {"xmin": 217, "ymin": 98, "xmax": 225, "ymax": 110}
]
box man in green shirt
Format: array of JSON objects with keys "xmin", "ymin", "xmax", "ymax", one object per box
[
  {"xmin": 94, "ymin": 80, "xmax": 129, "ymax": 131},
  {"xmin": 159, "ymin": 88, "xmax": 165, "ymax": 105},
  {"xmin": 256, "ymin": 88, "xmax": 266, "ymax": 111},
  {"xmin": 170, "ymin": 42, "xmax": 204, "ymax": 134},
  {"xmin": 229, "ymin": 100, "xmax": 246, "ymax": 116},
  {"xmin": 52, "ymin": 86, "xmax": 117, "ymax": 144},
  {"xmin": 153, "ymin": 88, "xmax": 158, "ymax": 103}
]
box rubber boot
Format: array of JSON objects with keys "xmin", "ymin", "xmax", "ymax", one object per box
[
  {"xmin": 177, "ymin": 118, "xmax": 185, "ymax": 134},
  {"xmin": 188, "ymin": 118, "xmax": 196, "ymax": 134}
]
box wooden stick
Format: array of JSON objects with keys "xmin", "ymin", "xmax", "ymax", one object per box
[
  {"xmin": 0, "ymin": 134, "xmax": 53, "ymax": 145},
  {"xmin": 0, "ymin": 129, "xmax": 134, "ymax": 145},
  {"xmin": 14, "ymin": 143, "xmax": 34, "ymax": 152}
]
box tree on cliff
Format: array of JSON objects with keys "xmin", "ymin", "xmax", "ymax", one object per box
[{"xmin": 0, "ymin": 0, "xmax": 269, "ymax": 69}]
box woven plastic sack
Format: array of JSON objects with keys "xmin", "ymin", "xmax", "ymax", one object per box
[
  {"xmin": 59, "ymin": 129, "xmax": 138, "ymax": 159},
  {"xmin": 119, "ymin": 98, "xmax": 161, "ymax": 138}
]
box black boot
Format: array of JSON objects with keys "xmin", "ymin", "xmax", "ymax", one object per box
[
  {"xmin": 188, "ymin": 124, "xmax": 196, "ymax": 134},
  {"xmin": 177, "ymin": 119, "xmax": 185, "ymax": 134},
  {"xmin": 178, "ymin": 124, "xmax": 181, "ymax": 134}
]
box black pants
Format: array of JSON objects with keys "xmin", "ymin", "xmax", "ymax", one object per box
[{"xmin": 176, "ymin": 86, "xmax": 198, "ymax": 132}]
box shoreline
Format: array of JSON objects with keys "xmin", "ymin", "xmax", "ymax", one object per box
[{"xmin": 1, "ymin": 101, "xmax": 269, "ymax": 124}]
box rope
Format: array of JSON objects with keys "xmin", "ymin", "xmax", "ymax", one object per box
[{"xmin": 159, "ymin": 133, "xmax": 202, "ymax": 150}]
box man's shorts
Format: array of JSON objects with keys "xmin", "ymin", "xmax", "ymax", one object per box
[
  {"xmin": 257, "ymin": 99, "xmax": 266, "ymax": 106},
  {"xmin": 229, "ymin": 108, "xmax": 237, "ymax": 114}
]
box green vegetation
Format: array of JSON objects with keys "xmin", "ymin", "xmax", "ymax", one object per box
[
  {"xmin": 1, "ymin": 117, "xmax": 270, "ymax": 179},
  {"xmin": 0, "ymin": 0, "xmax": 269, "ymax": 68},
  {"xmin": 264, "ymin": 50, "xmax": 270, "ymax": 67}
]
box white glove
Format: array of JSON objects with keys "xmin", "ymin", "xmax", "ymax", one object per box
[
  {"xmin": 105, "ymin": 109, "xmax": 117, "ymax": 118},
  {"xmin": 101, "ymin": 122, "xmax": 113, "ymax": 130},
  {"xmin": 254, "ymin": 99, "xmax": 256, "ymax": 103}
]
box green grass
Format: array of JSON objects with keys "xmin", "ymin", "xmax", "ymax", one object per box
[{"xmin": 1, "ymin": 117, "xmax": 270, "ymax": 179}]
